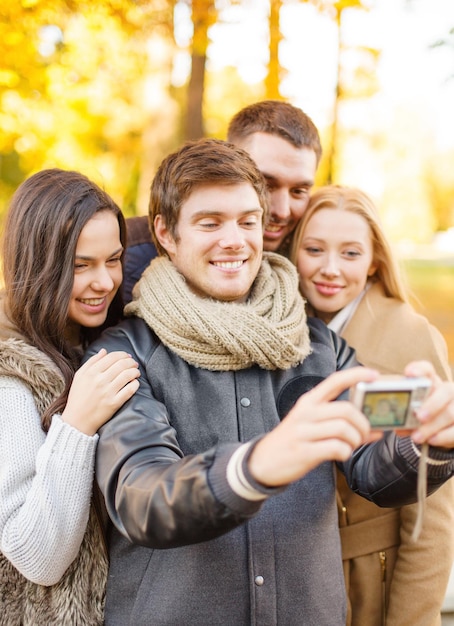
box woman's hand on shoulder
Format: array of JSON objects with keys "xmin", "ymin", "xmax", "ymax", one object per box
[{"xmin": 61, "ymin": 348, "xmax": 140, "ymax": 435}]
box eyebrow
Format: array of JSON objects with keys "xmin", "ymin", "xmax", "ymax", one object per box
[
  {"xmin": 302, "ymin": 236, "xmax": 365, "ymax": 246},
  {"xmin": 262, "ymin": 172, "xmax": 313, "ymax": 187},
  {"xmin": 75, "ymin": 246, "xmax": 124, "ymax": 260},
  {"xmin": 191, "ymin": 208, "xmax": 264, "ymax": 219}
]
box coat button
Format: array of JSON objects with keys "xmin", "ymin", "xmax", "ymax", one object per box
[
  {"xmin": 240, "ymin": 397, "xmax": 251, "ymax": 407},
  {"xmin": 254, "ymin": 575, "xmax": 264, "ymax": 586}
]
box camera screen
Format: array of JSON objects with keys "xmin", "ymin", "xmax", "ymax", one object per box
[{"xmin": 362, "ymin": 390, "xmax": 411, "ymax": 427}]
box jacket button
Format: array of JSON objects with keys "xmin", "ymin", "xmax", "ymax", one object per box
[
  {"xmin": 240, "ymin": 397, "xmax": 251, "ymax": 407},
  {"xmin": 254, "ymin": 575, "xmax": 264, "ymax": 586}
]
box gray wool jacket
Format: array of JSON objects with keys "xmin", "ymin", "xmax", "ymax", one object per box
[{"xmin": 85, "ymin": 316, "xmax": 454, "ymax": 626}]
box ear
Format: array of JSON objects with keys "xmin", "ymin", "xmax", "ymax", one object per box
[
  {"xmin": 154, "ymin": 214, "xmax": 177, "ymax": 256},
  {"xmin": 367, "ymin": 262, "xmax": 377, "ymax": 277}
]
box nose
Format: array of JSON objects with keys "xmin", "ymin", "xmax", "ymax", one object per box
[
  {"xmin": 269, "ymin": 189, "xmax": 291, "ymax": 223},
  {"xmin": 219, "ymin": 223, "xmax": 245, "ymax": 250},
  {"xmin": 320, "ymin": 255, "xmax": 341, "ymax": 277},
  {"xmin": 91, "ymin": 267, "xmax": 115, "ymax": 292}
]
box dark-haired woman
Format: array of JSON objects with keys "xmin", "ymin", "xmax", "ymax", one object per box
[{"xmin": 0, "ymin": 169, "xmax": 140, "ymax": 625}]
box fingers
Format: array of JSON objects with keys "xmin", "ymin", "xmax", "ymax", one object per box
[
  {"xmin": 80, "ymin": 354, "xmax": 140, "ymax": 401},
  {"xmin": 404, "ymin": 360, "xmax": 442, "ymax": 386},
  {"xmin": 412, "ymin": 381, "xmax": 454, "ymax": 447},
  {"xmin": 77, "ymin": 349, "xmax": 140, "ymax": 397},
  {"xmin": 99, "ymin": 354, "xmax": 140, "ymax": 383},
  {"xmin": 81, "ymin": 349, "xmax": 137, "ymax": 374},
  {"xmin": 295, "ymin": 438, "xmax": 357, "ymax": 465},
  {"xmin": 298, "ymin": 366, "xmax": 379, "ymax": 405},
  {"xmin": 78, "ymin": 351, "xmax": 140, "ymax": 392},
  {"xmin": 294, "ymin": 401, "xmax": 371, "ymax": 444},
  {"xmin": 426, "ymin": 426, "xmax": 454, "ymax": 448},
  {"xmin": 288, "ymin": 369, "xmax": 382, "ymax": 453},
  {"xmin": 111, "ymin": 378, "xmax": 141, "ymax": 410},
  {"xmin": 298, "ymin": 416, "xmax": 365, "ymax": 457},
  {"xmin": 316, "ymin": 428, "xmax": 382, "ymax": 459},
  {"xmin": 107, "ymin": 362, "xmax": 141, "ymax": 395}
]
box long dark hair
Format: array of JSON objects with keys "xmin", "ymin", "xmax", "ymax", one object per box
[{"xmin": 1, "ymin": 168, "xmax": 126, "ymax": 429}]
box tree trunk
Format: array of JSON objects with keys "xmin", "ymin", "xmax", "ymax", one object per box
[
  {"xmin": 265, "ymin": 0, "xmax": 283, "ymax": 99},
  {"xmin": 185, "ymin": 0, "xmax": 216, "ymax": 140},
  {"xmin": 186, "ymin": 52, "xmax": 206, "ymax": 139}
]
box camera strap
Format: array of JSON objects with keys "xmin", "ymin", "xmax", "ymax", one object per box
[{"xmin": 411, "ymin": 441, "xmax": 428, "ymax": 542}]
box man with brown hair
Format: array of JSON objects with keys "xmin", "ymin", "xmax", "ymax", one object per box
[{"xmin": 122, "ymin": 100, "xmax": 321, "ymax": 303}]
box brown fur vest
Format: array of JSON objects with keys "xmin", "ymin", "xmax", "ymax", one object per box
[{"xmin": 0, "ymin": 338, "xmax": 108, "ymax": 625}]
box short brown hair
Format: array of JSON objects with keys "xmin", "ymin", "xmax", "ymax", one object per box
[
  {"xmin": 227, "ymin": 100, "xmax": 322, "ymax": 165},
  {"xmin": 149, "ymin": 138, "xmax": 270, "ymax": 256}
]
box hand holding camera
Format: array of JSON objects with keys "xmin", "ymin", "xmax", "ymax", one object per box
[{"xmin": 350, "ymin": 376, "xmax": 432, "ymax": 435}]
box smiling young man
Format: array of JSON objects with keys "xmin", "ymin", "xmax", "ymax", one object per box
[
  {"xmin": 153, "ymin": 182, "xmax": 264, "ymax": 303},
  {"xmin": 122, "ymin": 100, "xmax": 322, "ymax": 303},
  {"xmin": 227, "ymin": 99, "xmax": 321, "ymax": 254},
  {"xmin": 85, "ymin": 139, "xmax": 454, "ymax": 626}
]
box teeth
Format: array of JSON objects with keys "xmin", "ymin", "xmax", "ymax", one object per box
[
  {"xmin": 213, "ymin": 261, "xmax": 243, "ymax": 269},
  {"xmin": 80, "ymin": 298, "xmax": 104, "ymax": 306},
  {"xmin": 266, "ymin": 224, "xmax": 284, "ymax": 232}
]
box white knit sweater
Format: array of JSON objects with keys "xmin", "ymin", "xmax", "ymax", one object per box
[{"xmin": 0, "ymin": 375, "xmax": 98, "ymax": 586}]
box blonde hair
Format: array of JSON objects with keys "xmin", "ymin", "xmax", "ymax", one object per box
[{"xmin": 290, "ymin": 185, "xmax": 409, "ymax": 303}]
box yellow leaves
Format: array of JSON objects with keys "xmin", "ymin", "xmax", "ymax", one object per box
[
  {"xmin": 313, "ymin": 0, "xmax": 371, "ymax": 20},
  {"xmin": 0, "ymin": 1, "xmax": 177, "ymax": 211},
  {"xmin": 333, "ymin": 0, "xmax": 371, "ymax": 10},
  {"xmin": 4, "ymin": 31, "xmax": 25, "ymax": 46},
  {"xmin": 0, "ymin": 70, "xmax": 20, "ymax": 88}
]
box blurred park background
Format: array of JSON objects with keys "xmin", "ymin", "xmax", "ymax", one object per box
[{"xmin": 0, "ymin": 0, "xmax": 453, "ymax": 367}]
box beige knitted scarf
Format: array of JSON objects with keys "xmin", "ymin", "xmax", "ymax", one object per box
[{"xmin": 125, "ymin": 251, "xmax": 311, "ymax": 371}]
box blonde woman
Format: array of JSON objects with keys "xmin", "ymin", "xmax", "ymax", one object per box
[{"xmin": 291, "ymin": 184, "xmax": 454, "ymax": 626}]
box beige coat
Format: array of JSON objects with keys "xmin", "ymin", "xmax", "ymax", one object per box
[{"xmin": 338, "ymin": 282, "xmax": 454, "ymax": 626}]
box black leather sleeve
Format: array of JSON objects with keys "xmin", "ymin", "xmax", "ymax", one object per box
[
  {"xmin": 341, "ymin": 433, "xmax": 454, "ymax": 507},
  {"xmin": 85, "ymin": 321, "xmax": 263, "ymax": 549}
]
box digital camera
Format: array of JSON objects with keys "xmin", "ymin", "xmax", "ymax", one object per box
[{"xmin": 349, "ymin": 376, "xmax": 432, "ymax": 432}]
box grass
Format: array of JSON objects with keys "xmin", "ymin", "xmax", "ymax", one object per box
[{"xmin": 401, "ymin": 258, "xmax": 454, "ymax": 371}]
